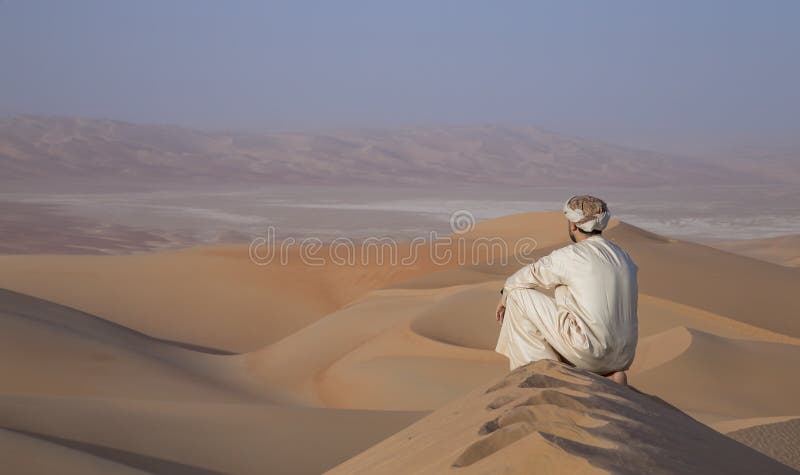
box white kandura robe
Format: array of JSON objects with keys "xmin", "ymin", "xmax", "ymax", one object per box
[{"xmin": 496, "ymin": 235, "xmax": 638, "ymax": 374}]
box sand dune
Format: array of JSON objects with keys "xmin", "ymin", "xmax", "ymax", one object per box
[
  {"xmin": 709, "ymin": 234, "xmax": 800, "ymax": 267},
  {"xmin": 410, "ymin": 284, "xmax": 505, "ymax": 350},
  {"xmin": 606, "ymin": 223, "xmax": 800, "ymax": 339},
  {"xmin": 391, "ymin": 212, "xmax": 609, "ymax": 289},
  {"xmin": 395, "ymin": 215, "xmax": 800, "ymax": 341},
  {"xmin": 2, "ymin": 211, "xmax": 799, "ymax": 473},
  {"xmin": 0, "ymin": 428, "xmax": 150, "ymax": 475},
  {"xmin": 0, "ymin": 395, "xmax": 424, "ymax": 475},
  {"xmin": 0, "ymin": 289, "xmax": 259, "ymax": 401},
  {"xmin": 238, "ymin": 284, "xmax": 507, "ymax": 409},
  {"xmin": 630, "ymin": 327, "xmax": 800, "ymax": 422},
  {"xmin": 328, "ymin": 360, "xmax": 796, "ymax": 474},
  {"xmin": 0, "ymin": 289, "xmax": 424, "ymax": 474},
  {"xmin": 725, "ymin": 417, "xmax": 800, "ymax": 471},
  {"xmin": 0, "ymin": 244, "xmax": 443, "ymax": 352}
]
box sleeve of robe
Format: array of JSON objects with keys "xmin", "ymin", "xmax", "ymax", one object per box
[{"xmin": 502, "ymin": 249, "xmax": 568, "ymax": 303}]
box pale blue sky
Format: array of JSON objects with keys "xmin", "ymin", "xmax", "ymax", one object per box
[{"xmin": 1, "ymin": 1, "xmax": 798, "ymax": 149}]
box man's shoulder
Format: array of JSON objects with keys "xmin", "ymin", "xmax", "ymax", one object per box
[
  {"xmin": 585, "ymin": 236, "xmax": 638, "ymax": 268},
  {"xmin": 543, "ymin": 242, "xmax": 582, "ymax": 263},
  {"xmin": 542, "ymin": 237, "xmax": 631, "ymax": 262}
]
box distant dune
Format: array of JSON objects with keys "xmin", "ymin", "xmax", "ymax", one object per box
[
  {"xmin": 708, "ymin": 234, "xmax": 800, "ymax": 267},
  {"xmin": 0, "ymin": 115, "xmax": 782, "ymax": 190},
  {"xmin": 1, "ymin": 212, "xmax": 799, "ymax": 473}
]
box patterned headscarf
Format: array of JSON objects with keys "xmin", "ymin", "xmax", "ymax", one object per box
[{"xmin": 563, "ymin": 195, "xmax": 610, "ymax": 233}]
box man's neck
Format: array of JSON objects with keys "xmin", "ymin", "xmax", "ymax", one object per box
[{"xmin": 574, "ymin": 232, "xmax": 601, "ymax": 243}]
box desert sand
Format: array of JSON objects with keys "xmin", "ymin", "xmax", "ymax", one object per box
[
  {"xmin": 1, "ymin": 212, "xmax": 799, "ymax": 473},
  {"xmin": 328, "ymin": 360, "xmax": 796, "ymax": 474},
  {"xmin": 709, "ymin": 234, "xmax": 800, "ymax": 268}
]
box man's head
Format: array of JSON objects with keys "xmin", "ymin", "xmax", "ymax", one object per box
[{"xmin": 563, "ymin": 195, "xmax": 610, "ymax": 243}]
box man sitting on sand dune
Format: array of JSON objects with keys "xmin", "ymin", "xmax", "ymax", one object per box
[{"xmin": 495, "ymin": 195, "xmax": 637, "ymax": 385}]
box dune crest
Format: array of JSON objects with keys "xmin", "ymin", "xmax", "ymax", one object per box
[{"xmin": 329, "ymin": 360, "xmax": 797, "ymax": 474}]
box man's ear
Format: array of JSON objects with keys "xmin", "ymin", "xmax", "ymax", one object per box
[{"xmin": 568, "ymin": 221, "xmax": 577, "ymax": 232}]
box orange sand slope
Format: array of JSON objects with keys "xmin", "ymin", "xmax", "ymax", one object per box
[
  {"xmin": 328, "ymin": 360, "xmax": 797, "ymax": 474},
  {"xmin": 0, "ymin": 244, "xmax": 443, "ymax": 352},
  {"xmin": 0, "ymin": 290, "xmax": 424, "ymax": 474},
  {"xmin": 709, "ymin": 234, "xmax": 800, "ymax": 268},
  {"xmin": 1, "ymin": 212, "xmax": 799, "ymax": 473}
]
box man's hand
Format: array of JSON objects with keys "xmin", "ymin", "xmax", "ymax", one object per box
[{"xmin": 496, "ymin": 296, "xmax": 506, "ymax": 324}]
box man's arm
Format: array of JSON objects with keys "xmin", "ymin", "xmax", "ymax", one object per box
[
  {"xmin": 500, "ymin": 251, "xmax": 567, "ymax": 302},
  {"xmin": 496, "ymin": 295, "xmax": 506, "ymax": 324},
  {"xmin": 496, "ymin": 249, "xmax": 568, "ymax": 324}
]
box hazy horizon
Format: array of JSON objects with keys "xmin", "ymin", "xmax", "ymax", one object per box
[
  {"xmin": 2, "ymin": 1, "xmax": 799, "ymax": 154},
  {"xmin": 3, "ymin": 3, "xmax": 800, "ymax": 474}
]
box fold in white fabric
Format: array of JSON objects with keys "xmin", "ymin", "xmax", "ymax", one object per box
[{"xmin": 496, "ymin": 235, "xmax": 638, "ymax": 374}]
